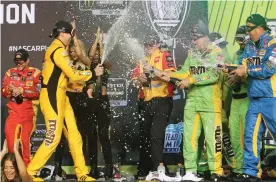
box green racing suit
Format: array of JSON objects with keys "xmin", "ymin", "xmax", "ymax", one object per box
[{"xmin": 170, "ymin": 44, "xmax": 224, "ymax": 175}]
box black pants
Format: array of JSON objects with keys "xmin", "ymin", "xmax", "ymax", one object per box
[
  {"xmin": 67, "ymin": 92, "xmax": 112, "ymax": 165},
  {"xmin": 138, "ymin": 97, "xmax": 173, "ymax": 172}
]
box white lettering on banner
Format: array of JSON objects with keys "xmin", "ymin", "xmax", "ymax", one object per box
[
  {"xmin": 107, "ymin": 91, "xmax": 124, "ymax": 95},
  {"xmin": 8, "ymin": 45, "xmax": 48, "ymax": 52},
  {"xmin": 107, "ymin": 83, "xmax": 124, "ymax": 88},
  {"xmin": 0, "ymin": 3, "xmax": 35, "ymax": 24},
  {"xmin": 107, "ymin": 78, "xmax": 127, "ymax": 107},
  {"xmin": 7, "ymin": 4, "xmax": 19, "ymax": 24}
]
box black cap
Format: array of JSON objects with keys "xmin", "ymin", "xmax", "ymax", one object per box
[
  {"xmin": 192, "ymin": 20, "xmax": 209, "ymax": 36},
  {"xmin": 49, "ymin": 20, "xmax": 73, "ymax": 38},
  {"xmin": 246, "ymin": 14, "xmax": 271, "ymax": 32},
  {"xmin": 14, "ymin": 49, "xmax": 29, "ymax": 61},
  {"xmin": 235, "ymin": 25, "xmax": 250, "ymax": 44},
  {"xmin": 209, "ymin": 32, "xmax": 228, "ymax": 48}
]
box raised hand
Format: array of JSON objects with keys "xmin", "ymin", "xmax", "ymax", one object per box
[
  {"xmin": 96, "ymin": 27, "xmax": 101, "ymax": 38},
  {"xmin": 71, "ymin": 20, "xmax": 76, "ymax": 30},
  {"xmin": 2, "ymin": 139, "xmax": 8, "ymax": 155},
  {"xmin": 94, "ymin": 64, "xmax": 104, "ymax": 76},
  {"xmin": 14, "ymin": 139, "xmax": 21, "ymax": 153}
]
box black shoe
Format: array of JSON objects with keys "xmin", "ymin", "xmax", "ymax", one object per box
[
  {"xmin": 137, "ymin": 169, "xmax": 148, "ymax": 180},
  {"xmin": 164, "ymin": 164, "xmax": 170, "ymax": 175},
  {"xmin": 89, "ymin": 164, "xmax": 99, "ymax": 179},
  {"xmin": 51, "ymin": 162, "xmax": 66, "ymax": 181},
  {"xmin": 197, "ymin": 171, "xmax": 211, "ymax": 180},
  {"xmin": 225, "ymin": 172, "xmax": 241, "ymax": 181},
  {"xmin": 233, "ymin": 173, "xmax": 260, "ymax": 182},
  {"xmin": 210, "ymin": 173, "xmax": 227, "ymax": 181},
  {"xmin": 104, "ymin": 164, "xmax": 113, "ymax": 180},
  {"xmin": 177, "ymin": 165, "xmax": 185, "ymax": 177}
]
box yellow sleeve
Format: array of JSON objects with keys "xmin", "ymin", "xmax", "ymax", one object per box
[
  {"xmin": 170, "ymin": 71, "xmax": 190, "ymax": 80},
  {"xmin": 242, "ymin": 58, "xmax": 248, "ymax": 77},
  {"xmin": 170, "ymin": 54, "xmax": 191, "ymax": 80},
  {"xmin": 54, "ymin": 48, "xmax": 93, "ymax": 82}
]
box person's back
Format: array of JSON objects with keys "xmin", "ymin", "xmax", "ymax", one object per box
[
  {"xmin": 27, "ymin": 20, "xmax": 102, "ymax": 182},
  {"xmin": 43, "ymin": 39, "xmax": 73, "ymax": 92}
]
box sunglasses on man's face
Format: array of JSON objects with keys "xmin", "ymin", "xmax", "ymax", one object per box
[
  {"xmin": 246, "ymin": 25, "xmax": 258, "ymax": 32},
  {"xmin": 14, "ymin": 59, "xmax": 26, "ymax": 65}
]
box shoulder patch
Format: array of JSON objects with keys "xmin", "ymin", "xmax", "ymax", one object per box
[
  {"xmin": 29, "ymin": 67, "xmax": 41, "ymax": 71},
  {"xmin": 268, "ymin": 38, "xmax": 276, "ymax": 47}
]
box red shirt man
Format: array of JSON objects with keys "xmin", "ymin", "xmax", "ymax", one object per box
[{"xmin": 2, "ymin": 49, "xmax": 41, "ymax": 165}]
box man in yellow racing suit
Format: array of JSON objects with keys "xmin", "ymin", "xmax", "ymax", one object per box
[{"xmin": 27, "ymin": 20, "xmax": 103, "ymax": 181}]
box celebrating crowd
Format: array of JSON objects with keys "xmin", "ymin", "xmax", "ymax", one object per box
[{"xmin": 1, "ymin": 13, "xmax": 276, "ymax": 182}]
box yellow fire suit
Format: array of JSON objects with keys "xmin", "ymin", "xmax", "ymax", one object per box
[{"xmin": 27, "ymin": 39, "xmax": 94, "ymax": 177}]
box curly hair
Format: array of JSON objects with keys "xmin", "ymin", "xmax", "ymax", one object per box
[{"xmin": 1, "ymin": 153, "xmax": 21, "ymax": 182}]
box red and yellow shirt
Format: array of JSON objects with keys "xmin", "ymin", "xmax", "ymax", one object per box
[{"xmin": 141, "ymin": 49, "xmax": 176, "ymax": 101}]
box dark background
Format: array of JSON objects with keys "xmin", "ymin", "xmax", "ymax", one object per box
[{"xmin": 1, "ymin": 0, "xmax": 208, "ymax": 166}]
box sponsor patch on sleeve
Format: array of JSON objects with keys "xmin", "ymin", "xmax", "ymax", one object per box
[
  {"xmin": 154, "ymin": 57, "xmax": 160, "ymax": 63},
  {"xmin": 79, "ymin": 71, "xmax": 91, "ymax": 76}
]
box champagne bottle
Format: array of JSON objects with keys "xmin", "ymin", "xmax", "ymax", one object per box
[{"xmin": 143, "ymin": 73, "xmax": 151, "ymax": 88}]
